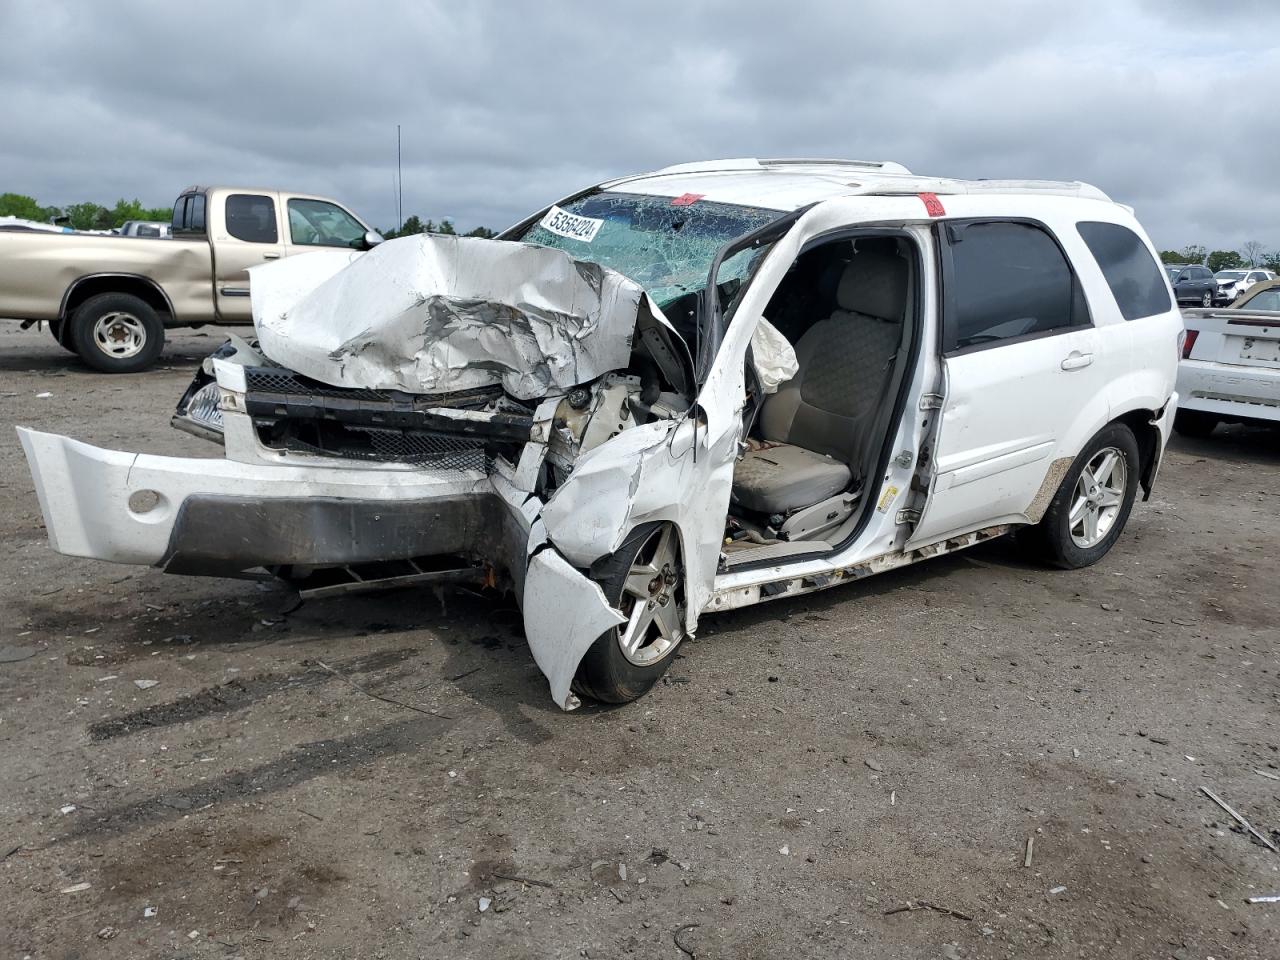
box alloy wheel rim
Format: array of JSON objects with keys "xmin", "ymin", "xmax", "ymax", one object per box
[
  {"xmin": 93, "ymin": 311, "xmax": 147, "ymax": 359},
  {"xmin": 1068, "ymin": 446, "xmax": 1127, "ymax": 549},
  {"xmin": 617, "ymin": 524, "xmax": 684, "ymax": 666}
]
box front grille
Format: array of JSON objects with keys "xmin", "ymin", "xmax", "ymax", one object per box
[
  {"xmin": 244, "ymin": 367, "xmax": 503, "ymax": 407},
  {"xmin": 242, "ymin": 366, "xmax": 530, "ymax": 471},
  {"xmin": 280, "ymin": 425, "xmax": 489, "ymax": 472}
]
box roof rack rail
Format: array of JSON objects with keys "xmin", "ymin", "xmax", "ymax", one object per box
[
  {"xmin": 759, "ymin": 158, "xmax": 913, "ymax": 175},
  {"xmin": 606, "ymin": 157, "xmax": 913, "ymax": 186},
  {"xmin": 853, "ymin": 176, "xmax": 1111, "ymax": 202}
]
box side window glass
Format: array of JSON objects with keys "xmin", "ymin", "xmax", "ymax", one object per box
[
  {"xmin": 225, "ymin": 193, "xmax": 278, "ymax": 244},
  {"xmin": 171, "ymin": 196, "xmax": 188, "ymax": 232},
  {"xmin": 944, "ymin": 221, "xmax": 1085, "ymax": 352},
  {"xmin": 190, "ymin": 194, "xmax": 206, "ymax": 232},
  {"xmin": 1076, "ymin": 221, "xmax": 1172, "ymax": 320},
  {"xmin": 287, "ymin": 198, "xmax": 366, "ymax": 248}
]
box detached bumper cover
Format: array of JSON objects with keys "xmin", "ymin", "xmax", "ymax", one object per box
[{"xmin": 17, "ymin": 428, "xmax": 493, "ymax": 575}]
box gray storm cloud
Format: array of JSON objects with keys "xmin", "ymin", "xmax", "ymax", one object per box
[{"xmin": 1, "ymin": 0, "xmax": 1276, "ymax": 252}]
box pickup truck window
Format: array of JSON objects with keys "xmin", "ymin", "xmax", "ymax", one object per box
[
  {"xmin": 1076, "ymin": 221, "xmax": 1171, "ymax": 321},
  {"xmin": 288, "ymin": 198, "xmax": 365, "ymax": 248},
  {"xmin": 171, "ymin": 194, "xmax": 206, "ymax": 234},
  {"xmin": 226, "ymin": 194, "xmax": 278, "ymax": 244},
  {"xmin": 942, "ymin": 220, "xmax": 1088, "ymax": 352}
]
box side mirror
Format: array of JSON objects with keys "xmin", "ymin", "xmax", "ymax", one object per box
[{"xmin": 362, "ymin": 230, "xmax": 385, "ymax": 250}]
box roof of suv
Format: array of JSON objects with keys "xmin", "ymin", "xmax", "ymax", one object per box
[{"xmin": 599, "ymin": 158, "xmax": 1113, "ymax": 212}]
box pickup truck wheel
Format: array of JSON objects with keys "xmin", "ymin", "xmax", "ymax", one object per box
[
  {"xmin": 70, "ymin": 293, "xmax": 164, "ymax": 373},
  {"xmin": 572, "ymin": 521, "xmax": 687, "ymax": 705},
  {"xmin": 1025, "ymin": 423, "xmax": 1140, "ymax": 570}
]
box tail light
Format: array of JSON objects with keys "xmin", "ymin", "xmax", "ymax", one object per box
[{"xmin": 1181, "ymin": 329, "xmax": 1199, "ymax": 359}]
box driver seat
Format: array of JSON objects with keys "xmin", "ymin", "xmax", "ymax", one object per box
[{"xmin": 732, "ymin": 248, "xmax": 907, "ymax": 517}]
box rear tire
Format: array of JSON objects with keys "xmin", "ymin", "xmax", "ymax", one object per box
[
  {"xmin": 70, "ymin": 292, "xmax": 164, "ymax": 373},
  {"xmin": 572, "ymin": 521, "xmax": 687, "ymax": 705},
  {"xmin": 1201, "ymin": 290, "xmax": 1213, "ymax": 307},
  {"xmin": 1173, "ymin": 409, "xmax": 1219, "ymax": 438},
  {"xmin": 1025, "ymin": 423, "xmax": 1140, "ymax": 570}
]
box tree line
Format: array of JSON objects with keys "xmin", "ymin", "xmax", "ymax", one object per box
[
  {"xmin": 1, "ymin": 192, "xmax": 498, "ymax": 239},
  {"xmin": 0, "ymin": 192, "xmax": 171, "ymax": 230},
  {"xmin": 1158, "ymin": 241, "xmax": 1279, "ymax": 273},
  {"xmin": 380, "ymin": 214, "xmax": 496, "ymax": 240}
]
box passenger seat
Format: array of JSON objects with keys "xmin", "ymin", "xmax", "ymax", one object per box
[{"xmin": 732, "ymin": 248, "xmax": 907, "ymax": 517}]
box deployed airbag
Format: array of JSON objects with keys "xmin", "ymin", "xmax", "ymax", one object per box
[{"xmin": 249, "ymin": 235, "xmax": 647, "ymax": 401}]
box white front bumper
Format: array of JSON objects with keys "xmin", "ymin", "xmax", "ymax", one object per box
[{"xmin": 17, "ymin": 428, "xmax": 489, "ymax": 569}]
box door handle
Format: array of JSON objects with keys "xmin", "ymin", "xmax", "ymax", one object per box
[
  {"xmin": 263, "ymin": 253, "xmax": 281, "ymax": 260},
  {"xmin": 1061, "ymin": 352, "xmax": 1094, "ymax": 371}
]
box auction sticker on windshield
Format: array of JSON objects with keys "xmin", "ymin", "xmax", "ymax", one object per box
[{"xmin": 540, "ymin": 205, "xmax": 604, "ymax": 243}]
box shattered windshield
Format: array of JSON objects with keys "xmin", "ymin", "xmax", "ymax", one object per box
[{"xmin": 511, "ymin": 192, "xmax": 782, "ymax": 306}]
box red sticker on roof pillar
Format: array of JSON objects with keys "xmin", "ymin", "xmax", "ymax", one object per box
[
  {"xmin": 671, "ymin": 193, "xmax": 704, "ymax": 207},
  {"xmin": 918, "ymin": 193, "xmax": 946, "ymax": 217}
]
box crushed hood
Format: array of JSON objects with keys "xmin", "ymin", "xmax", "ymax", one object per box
[{"xmin": 249, "ymin": 235, "xmax": 657, "ymax": 401}]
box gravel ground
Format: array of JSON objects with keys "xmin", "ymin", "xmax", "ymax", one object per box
[{"xmin": 1, "ymin": 325, "xmax": 1278, "ymax": 960}]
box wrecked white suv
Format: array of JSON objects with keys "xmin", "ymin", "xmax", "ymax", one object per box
[{"xmin": 18, "ymin": 159, "xmax": 1182, "ymax": 709}]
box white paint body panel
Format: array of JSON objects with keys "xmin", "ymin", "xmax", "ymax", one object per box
[{"xmin": 1177, "ymin": 310, "xmax": 1280, "ymax": 423}]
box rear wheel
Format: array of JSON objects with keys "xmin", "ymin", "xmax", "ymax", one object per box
[
  {"xmin": 70, "ymin": 292, "xmax": 165, "ymax": 373},
  {"xmin": 573, "ymin": 521, "xmax": 687, "ymax": 704},
  {"xmin": 1173, "ymin": 409, "xmax": 1219, "ymax": 438},
  {"xmin": 1201, "ymin": 289, "xmax": 1213, "ymax": 307},
  {"xmin": 1025, "ymin": 423, "xmax": 1140, "ymax": 569}
]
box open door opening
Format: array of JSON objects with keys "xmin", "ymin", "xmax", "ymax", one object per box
[{"xmin": 722, "ymin": 234, "xmax": 919, "ymax": 567}]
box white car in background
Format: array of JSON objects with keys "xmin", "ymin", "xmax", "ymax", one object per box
[
  {"xmin": 1176, "ymin": 279, "xmax": 1280, "ymax": 435},
  {"xmin": 18, "ymin": 158, "xmax": 1182, "ymax": 710},
  {"xmin": 1214, "ymin": 268, "xmax": 1274, "ymax": 305}
]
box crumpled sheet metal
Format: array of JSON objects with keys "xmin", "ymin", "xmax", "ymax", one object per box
[
  {"xmin": 536, "ymin": 411, "xmax": 740, "ymax": 638},
  {"xmin": 523, "ymin": 546, "xmax": 625, "ymax": 709},
  {"xmin": 249, "ymin": 235, "xmax": 643, "ymax": 401}
]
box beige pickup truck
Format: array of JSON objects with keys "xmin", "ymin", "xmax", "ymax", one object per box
[{"xmin": 0, "ymin": 185, "xmax": 381, "ymax": 372}]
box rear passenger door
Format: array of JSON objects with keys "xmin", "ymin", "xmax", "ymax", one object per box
[
  {"xmin": 213, "ymin": 192, "xmax": 285, "ymax": 322},
  {"xmin": 906, "ymin": 219, "xmax": 1105, "ymax": 547}
]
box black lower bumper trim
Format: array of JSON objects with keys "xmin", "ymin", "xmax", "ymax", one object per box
[{"xmin": 160, "ymin": 492, "xmax": 501, "ymax": 578}]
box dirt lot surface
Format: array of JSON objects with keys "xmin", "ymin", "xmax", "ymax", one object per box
[{"xmin": 2, "ymin": 325, "xmax": 1278, "ymax": 959}]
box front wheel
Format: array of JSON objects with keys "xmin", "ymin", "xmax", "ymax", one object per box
[
  {"xmin": 70, "ymin": 292, "xmax": 165, "ymax": 373},
  {"xmin": 573, "ymin": 521, "xmax": 687, "ymax": 705},
  {"xmin": 1025, "ymin": 423, "xmax": 1140, "ymax": 569}
]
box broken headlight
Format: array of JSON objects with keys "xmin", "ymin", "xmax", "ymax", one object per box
[
  {"xmin": 186, "ymin": 382, "xmax": 223, "ymax": 429},
  {"xmin": 172, "ymin": 379, "xmax": 224, "ymax": 443}
]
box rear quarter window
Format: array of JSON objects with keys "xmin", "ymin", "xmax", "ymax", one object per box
[
  {"xmin": 225, "ymin": 194, "xmax": 278, "ymax": 244},
  {"xmin": 1075, "ymin": 222, "xmax": 1172, "ymax": 321}
]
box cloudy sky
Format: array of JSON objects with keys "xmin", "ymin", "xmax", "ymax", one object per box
[{"xmin": 2, "ymin": 0, "xmax": 1277, "ymax": 253}]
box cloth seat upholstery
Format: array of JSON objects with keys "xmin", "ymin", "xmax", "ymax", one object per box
[{"xmin": 732, "ymin": 248, "xmax": 907, "ymax": 516}]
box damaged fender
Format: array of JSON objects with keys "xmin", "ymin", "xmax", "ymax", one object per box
[{"xmin": 523, "ymin": 545, "xmax": 625, "ymax": 710}]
